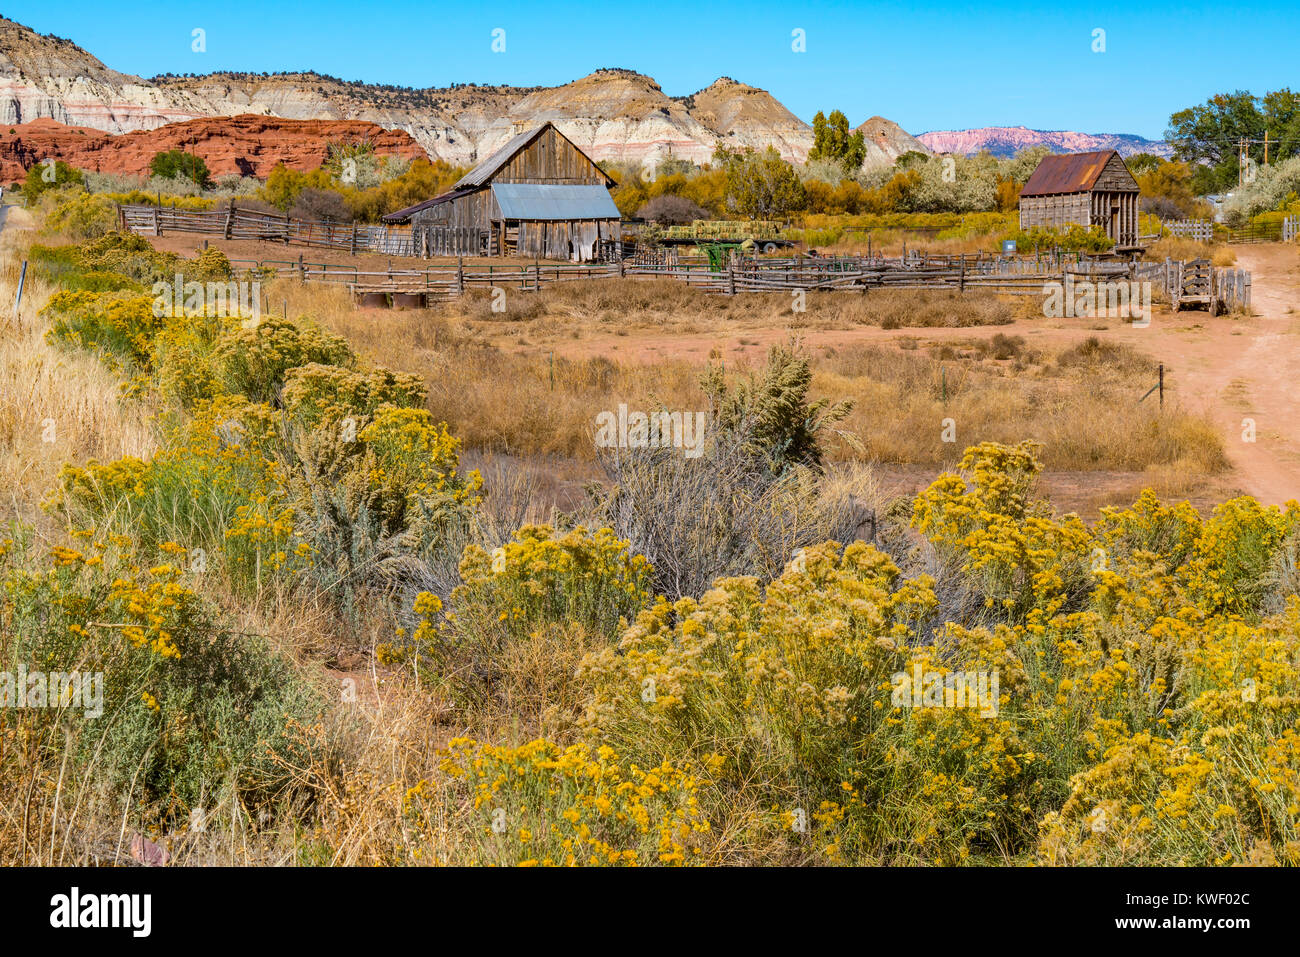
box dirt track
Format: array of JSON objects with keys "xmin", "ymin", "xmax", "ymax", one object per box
[{"xmin": 1175, "ymin": 244, "xmax": 1300, "ymax": 505}]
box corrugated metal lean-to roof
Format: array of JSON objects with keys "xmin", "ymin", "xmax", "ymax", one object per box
[
  {"xmin": 492, "ymin": 183, "xmax": 621, "ymax": 221},
  {"xmin": 1018, "ymin": 150, "xmax": 1119, "ymax": 197}
]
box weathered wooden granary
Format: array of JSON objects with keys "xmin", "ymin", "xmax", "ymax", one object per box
[
  {"xmin": 382, "ymin": 122, "xmax": 621, "ymax": 260},
  {"xmin": 1018, "ymin": 150, "xmax": 1141, "ymax": 247}
]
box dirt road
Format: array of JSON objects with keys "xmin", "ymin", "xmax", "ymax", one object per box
[{"xmin": 1177, "ymin": 244, "xmax": 1300, "ymax": 505}]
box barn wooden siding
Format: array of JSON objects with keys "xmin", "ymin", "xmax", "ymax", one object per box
[
  {"xmin": 1018, "ymin": 151, "xmax": 1140, "ymax": 247},
  {"xmin": 482, "ymin": 125, "xmax": 612, "ymax": 185},
  {"xmin": 387, "ymin": 122, "xmax": 621, "ymax": 260}
]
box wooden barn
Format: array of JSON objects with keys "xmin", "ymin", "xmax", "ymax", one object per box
[
  {"xmin": 1018, "ymin": 150, "xmax": 1141, "ymax": 247},
  {"xmin": 382, "ymin": 122, "xmax": 621, "ymax": 260}
]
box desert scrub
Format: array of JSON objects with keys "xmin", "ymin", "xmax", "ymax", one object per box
[
  {"xmin": 574, "ymin": 541, "xmax": 1045, "ymax": 864},
  {"xmin": 386, "ymin": 525, "xmax": 651, "ymax": 716},
  {"xmin": 283, "ymin": 405, "xmax": 483, "ymax": 612},
  {"xmin": 48, "ymin": 395, "xmax": 302, "ymax": 594},
  {"xmin": 43, "ymin": 290, "xmax": 164, "ymax": 373},
  {"xmin": 209, "ymin": 317, "xmax": 356, "ymax": 404},
  {"xmin": 1037, "ymin": 611, "xmax": 1300, "ymax": 865},
  {"xmin": 282, "ymin": 362, "xmax": 427, "ymax": 433},
  {"xmin": 403, "ymin": 738, "xmax": 710, "ymax": 865},
  {"xmin": 151, "ymin": 311, "xmax": 238, "ymax": 408},
  {"xmin": 0, "ymin": 526, "xmax": 327, "ymax": 822},
  {"xmin": 353, "ymin": 407, "xmax": 481, "ymax": 530},
  {"xmin": 911, "ymin": 440, "xmax": 1093, "ymax": 622},
  {"xmin": 1183, "ymin": 496, "xmax": 1300, "ymax": 617},
  {"xmin": 455, "ymin": 524, "xmax": 652, "ymax": 638},
  {"xmin": 36, "ymin": 231, "xmax": 186, "ymax": 287},
  {"xmin": 701, "ymin": 341, "xmax": 852, "ymax": 474},
  {"xmin": 44, "ymin": 191, "xmax": 119, "ymax": 240}
]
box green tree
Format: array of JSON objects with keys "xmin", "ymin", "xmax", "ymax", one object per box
[
  {"xmin": 809, "ymin": 109, "xmax": 867, "ymax": 171},
  {"xmin": 21, "ymin": 159, "xmax": 83, "ymax": 203},
  {"xmin": 1166, "ymin": 91, "xmax": 1265, "ymax": 193},
  {"xmin": 149, "ymin": 150, "xmax": 212, "ymax": 188},
  {"xmin": 1124, "ymin": 152, "xmax": 1164, "ymax": 176},
  {"xmin": 1262, "ymin": 89, "xmax": 1300, "ymax": 164},
  {"xmin": 714, "ymin": 145, "xmax": 807, "ymax": 219}
]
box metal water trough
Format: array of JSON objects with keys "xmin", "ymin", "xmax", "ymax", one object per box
[{"xmin": 391, "ymin": 292, "xmax": 426, "ymax": 309}]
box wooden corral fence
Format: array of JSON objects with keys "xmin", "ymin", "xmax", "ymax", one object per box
[
  {"xmin": 1164, "ymin": 219, "xmax": 1215, "ymax": 242},
  {"xmin": 118, "ymin": 203, "xmax": 416, "ymax": 256},
  {"xmin": 229, "ymin": 256, "xmax": 624, "ymax": 304},
  {"xmin": 225, "ymin": 249, "xmax": 1250, "ymax": 315},
  {"xmin": 1164, "ymin": 216, "xmax": 1300, "ymax": 245},
  {"xmin": 1160, "ymin": 258, "xmax": 1253, "ymax": 314}
]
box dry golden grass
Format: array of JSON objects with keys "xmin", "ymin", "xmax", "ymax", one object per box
[
  {"xmin": 1144, "ymin": 236, "xmax": 1237, "ymax": 267},
  {"xmin": 276, "ymin": 276, "xmax": 1226, "ymax": 481},
  {"xmin": 0, "ymin": 212, "xmax": 157, "ymax": 526},
  {"xmin": 815, "ymin": 338, "xmax": 1228, "ymax": 477},
  {"xmin": 808, "ymin": 230, "xmax": 1004, "ymax": 258}
]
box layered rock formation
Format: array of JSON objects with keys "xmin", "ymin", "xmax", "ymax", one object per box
[
  {"xmin": 855, "ymin": 116, "xmax": 932, "ymax": 167},
  {"xmin": 917, "ymin": 126, "xmax": 1173, "ymax": 158},
  {"xmin": 0, "ymin": 15, "xmax": 934, "ymax": 173},
  {"xmin": 0, "ymin": 18, "xmax": 809, "ymax": 169},
  {"xmin": 0, "ymin": 114, "xmax": 427, "ymax": 182},
  {"xmin": 0, "ymin": 17, "xmax": 199, "ymax": 130}
]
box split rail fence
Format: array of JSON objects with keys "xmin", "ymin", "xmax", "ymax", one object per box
[
  {"xmin": 226, "ymin": 249, "xmax": 1251, "ymax": 314},
  {"xmin": 116, "ymin": 202, "xmax": 1251, "ymax": 313},
  {"xmin": 118, "ymin": 203, "xmax": 418, "ymax": 255}
]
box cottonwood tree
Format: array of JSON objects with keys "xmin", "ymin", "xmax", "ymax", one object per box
[
  {"xmin": 809, "ymin": 110, "xmax": 867, "ymax": 172},
  {"xmin": 714, "ymin": 145, "xmax": 807, "ymax": 220},
  {"xmin": 1165, "ymin": 88, "xmax": 1300, "ymax": 193}
]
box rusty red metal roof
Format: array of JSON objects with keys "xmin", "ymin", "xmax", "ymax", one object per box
[{"xmin": 1019, "ymin": 150, "xmax": 1128, "ymax": 197}]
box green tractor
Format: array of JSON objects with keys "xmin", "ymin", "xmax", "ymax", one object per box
[{"xmin": 702, "ymin": 242, "xmax": 744, "ymax": 271}]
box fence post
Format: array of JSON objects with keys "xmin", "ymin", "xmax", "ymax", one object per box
[
  {"xmin": 1158, "ymin": 363, "xmax": 1164, "ymax": 409},
  {"xmin": 13, "ymin": 259, "xmax": 27, "ymax": 318}
]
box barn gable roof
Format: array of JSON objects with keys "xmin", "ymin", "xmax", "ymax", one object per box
[
  {"xmin": 453, "ymin": 122, "xmax": 615, "ymax": 189},
  {"xmin": 1019, "ymin": 150, "xmax": 1137, "ymax": 197}
]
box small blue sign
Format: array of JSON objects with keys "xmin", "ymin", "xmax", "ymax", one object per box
[{"xmin": 1002, "ymin": 240, "xmax": 1017, "ymax": 254}]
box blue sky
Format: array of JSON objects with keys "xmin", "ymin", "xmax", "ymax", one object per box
[{"xmin": 6, "ymin": 0, "xmax": 1298, "ymax": 139}]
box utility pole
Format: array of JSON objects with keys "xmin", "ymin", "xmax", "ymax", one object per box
[{"xmin": 1264, "ymin": 130, "xmax": 1269, "ymax": 166}]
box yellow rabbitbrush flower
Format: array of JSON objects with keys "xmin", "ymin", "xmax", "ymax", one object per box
[
  {"xmin": 911, "ymin": 441, "xmax": 1092, "ymax": 621},
  {"xmin": 1037, "ymin": 609, "xmax": 1300, "ymax": 866},
  {"xmin": 576, "ymin": 539, "xmax": 1048, "ymax": 864},
  {"xmin": 403, "ymin": 739, "xmax": 710, "ymax": 866},
  {"xmin": 391, "ymin": 526, "xmax": 653, "ymax": 715}
]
